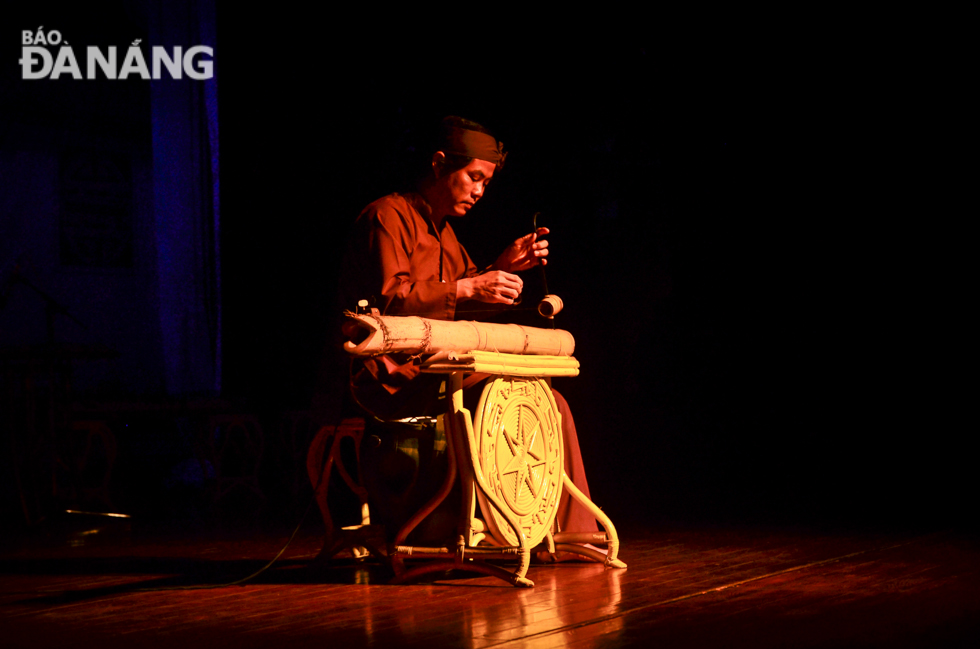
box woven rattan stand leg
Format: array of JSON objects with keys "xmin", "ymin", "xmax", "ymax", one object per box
[{"xmin": 552, "ymin": 474, "xmax": 628, "ymax": 568}]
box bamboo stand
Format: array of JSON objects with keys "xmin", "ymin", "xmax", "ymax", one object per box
[
  {"xmin": 342, "ymin": 314, "xmax": 626, "ymax": 587},
  {"xmin": 386, "ymin": 351, "xmax": 626, "ymax": 587}
]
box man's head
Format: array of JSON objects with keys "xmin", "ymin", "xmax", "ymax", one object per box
[{"xmin": 423, "ymin": 116, "xmax": 506, "ymax": 218}]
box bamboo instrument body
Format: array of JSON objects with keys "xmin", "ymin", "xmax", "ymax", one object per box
[{"xmin": 342, "ymin": 313, "xmax": 575, "ymax": 358}]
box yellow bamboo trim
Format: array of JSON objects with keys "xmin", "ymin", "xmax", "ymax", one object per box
[{"xmin": 421, "ymin": 350, "xmax": 581, "ymax": 377}]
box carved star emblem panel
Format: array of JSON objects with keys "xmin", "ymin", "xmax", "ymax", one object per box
[{"xmin": 474, "ymin": 378, "xmax": 563, "ymax": 548}]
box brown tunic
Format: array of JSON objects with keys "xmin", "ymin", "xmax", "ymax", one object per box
[
  {"xmin": 341, "ymin": 193, "xmax": 483, "ymax": 418},
  {"xmin": 340, "ymin": 192, "xmax": 479, "ymax": 320}
]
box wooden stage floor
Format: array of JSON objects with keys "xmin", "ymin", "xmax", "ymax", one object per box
[{"xmin": 1, "ymin": 520, "xmax": 978, "ymax": 648}]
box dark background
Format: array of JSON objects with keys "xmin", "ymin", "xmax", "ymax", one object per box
[{"xmin": 1, "ymin": 3, "xmax": 967, "ymax": 533}]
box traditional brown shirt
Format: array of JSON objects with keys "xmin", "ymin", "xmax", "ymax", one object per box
[
  {"xmin": 341, "ymin": 193, "xmax": 482, "ymax": 418},
  {"xmin": 340, "ymin": 192, "xmax": 480, "ymax": 320}
]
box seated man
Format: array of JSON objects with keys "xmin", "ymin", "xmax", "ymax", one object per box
[{"xmin": 339, "ymin": 116, "xmax": 596, "ymax": 543}]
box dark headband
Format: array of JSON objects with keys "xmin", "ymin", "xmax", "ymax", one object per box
[{"xmin": 439, "ymin": 126, "xmax": 507, "ymax": 166}]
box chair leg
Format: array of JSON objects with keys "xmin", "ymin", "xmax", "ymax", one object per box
[
  {"xmin": 307, "ymin": 419, "xmax": 383, "ymax": 563},
  {"xmin": 390, "ymin": 413, "xmax": 459, "ymax": 576},
  {"xmin": 388, "ymin": 373, "xmax": 534, "ymax": 588},
  {"xmin": 306, "ymin": 424, "xmax": 338, "ymax": 538}
]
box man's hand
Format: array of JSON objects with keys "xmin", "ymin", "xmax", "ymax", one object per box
[
  {"xmin": 492, "ymin": 227, "xmax": 550, "ymax": 273},
  {"xmin": 457, "ymin": 271, "xmax": 523, "ymax": 304}
]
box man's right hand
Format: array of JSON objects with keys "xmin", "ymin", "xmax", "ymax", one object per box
[{"xmin": 457, "ymin": 271, "xmax": 523, "ymax": 304}]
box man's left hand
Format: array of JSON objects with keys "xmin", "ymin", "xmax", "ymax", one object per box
[{"xmin": 493, "ymin": 227, "xmax": 549, "ymax": 273}]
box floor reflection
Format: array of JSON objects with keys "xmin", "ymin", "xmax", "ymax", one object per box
[{"xmin": 463, "ymin": 564, "xmax": 625, "ymax": 647}]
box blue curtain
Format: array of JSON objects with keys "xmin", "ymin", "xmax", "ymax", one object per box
[{"xmin": 149, "ymin": 0, "xmax": 221, "ymax": 395}]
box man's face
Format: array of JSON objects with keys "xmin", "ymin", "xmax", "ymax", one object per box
[{"xmin": 439, "ymin": 157, "xmax": 496, "ymax": 217}]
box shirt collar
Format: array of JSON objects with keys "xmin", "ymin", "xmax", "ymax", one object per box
[{"xmin": 404, "ymin": 192, "xmax": 448, "ymax": 232}]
